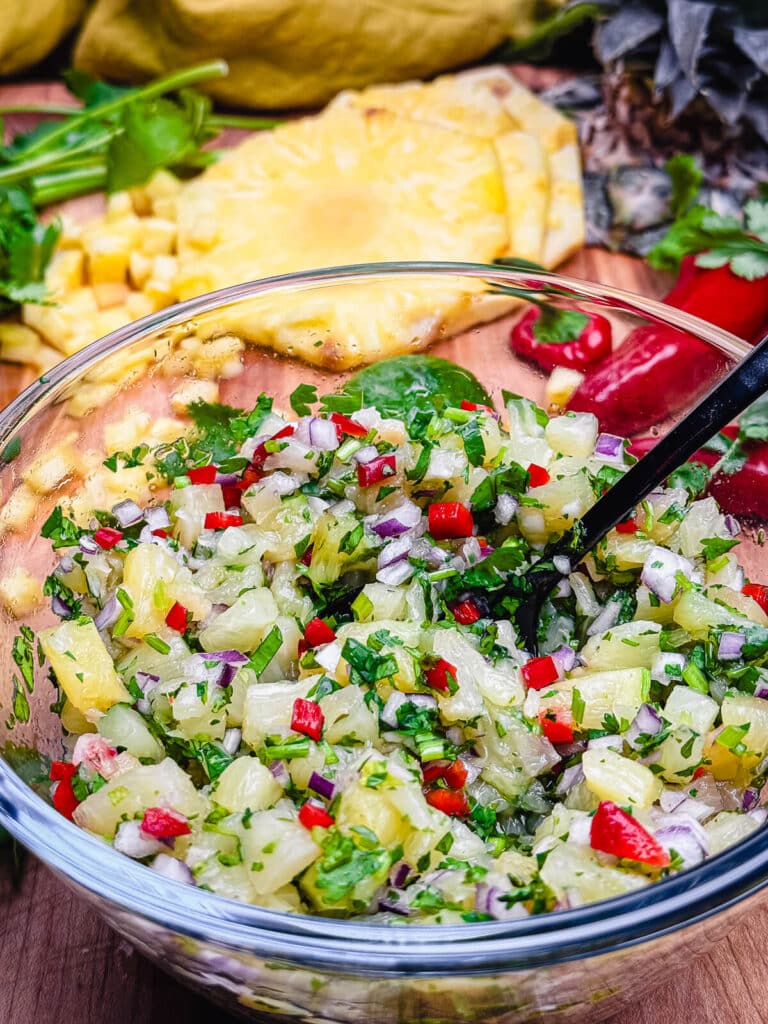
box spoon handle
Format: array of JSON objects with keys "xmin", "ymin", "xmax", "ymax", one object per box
[{"xmin": 565, "ymin": 328, "xmax": 768, "ymax": 563}]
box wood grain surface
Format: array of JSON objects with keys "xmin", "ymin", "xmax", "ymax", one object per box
[{"xmin": 1, "ymin": 78, "xmax": 766, "ymax": 1024}]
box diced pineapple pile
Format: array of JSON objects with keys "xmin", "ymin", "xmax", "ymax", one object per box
[
  {"xmin": 2, "ymin": 67, "xmax": 584, "ymax": 374},
  {"xmin": 18, "ymin": 378, "xmax": 766, "ymax": 924}
]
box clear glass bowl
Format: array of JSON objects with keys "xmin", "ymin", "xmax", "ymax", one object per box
[{"xmin": 0, "ymin": 262, "xmax": 764, "ymax": 1024}]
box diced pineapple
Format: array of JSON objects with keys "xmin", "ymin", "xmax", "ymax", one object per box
[
  {"xmin": 46, "ymin": 249, "xmax": 85, "ymax": 295},
  {"xmin": 0, "ymin": 321, "xmax": 43, "ymax": 362},
  {"xmin": 676, "ymin": 498, "xmax": 727, "ymax": 558},
  {"xmin": 199, "ymin": 588, "xmax": 278, "ymax": 653},
  {"xmin": 22, "ymin": 437, "xmax": 83, "ymax": 494},
  {"xmin": 357, "ymin": 582, "xmax": 409, "ymax": 621},
  {"xmin": 121, "ymin": 542, "xmax": 211, "ymax": 638},
  {"xmin": 582, "ymin": 748, "xmax": 662, "ymax": 809},
  {"xmin": 0, "ymin": 484, "xmax": 37, "ymax": 534},
  {"xmin": 704, "ymin": 811, "xmax": 761, "ymax": 856},
  {"xmin": 124, "ymin": 291, "xmax": 156, "ymax": 320},
  {"xmin": 242, "ymin": 678, "xmax": 313, "ymax": 749},
  {"xmin": 673, "ymin": 590, "xmax": 750, "ymax": 639},
  {"xmin": 540, "ymin": 843, "xmax": 648, "ymax": 903},
  {"xmin": 707, "ymin": 584, "xmax": 768, "ymax": 626},
  {"xmin": 336, "ymin": 781, "xmax": 405, "ymax": 848},
  {"xmin": 664, "ymin": 686, "xmax": 719, "ymax": 734},
  {"xmin": 171, "ymin": 682, "xmax": 228, "ymax": 740},
  {"xmin": 702, "ymin": 731, "xmax": 759, "ymax": 786},
  {"xmin": 603, "ymin": 534, "xmax": 656, "ymax": 570},
  {"xmin": 240, "ymin": 804, "xmax": 321, "ymax": 895},
  {"xmin": 105, "ymin": 191, "xmax": 133, "ymax": 220},
  {"xmin": 334, "ymin": 620, "xmax": 420, "ymax": 692},
  {"xmin": 92, "ymin": 282, "xmax": 131, "ymax": 310},
  {"xmin": 544, "ymin": 412, "xmax": 598, "ymax": 458},
  {"xmin": 171, "ymin": 378, "xmax": 220, "ymax": 415},
  {"xmin": 190, "ymin": 334, "xmax": 245, "ymax": 380},
  {"xmin": 39, "ymin": 618, "xmax": 131, "ymax": 714},
  {"xmin": 0, "ymin": 567, "xmax": 43, "ymax": 616},
  {"xmin": 66, "ymin": 382, "xmax": 120, "ymax": 418},
  {"xmin": 523, "ymin": 470, "xmax": 594, "ymax": 539},
  {"xmin": 721, "ymin": 694, "xmax": 768, "ymax": 755},
  {"xmin": 171, "ymin": 483, "xmax": 225, "ymax": 548},
  {"xmin": 545, "ymin": 367, "xmax": 584, "ymax": 411},
  {"xmin": 319, "ymin": 686, "xmax": 378, "ymax": 744},
  {"xmin": 73, "ymin": 757, "xmax": 206, "ymax": 837},
  {"xmin": 581, "ymin": 621, "xmax": 661, "ymax": 670},
  {"xmin": 84, "ymin": 232, "xmax": 130, "ymax": 285},
  {"xmin": 139, "ymin": 218, "xmax": 177, "ymax": 256},
  {"xmin": 214, "ymin": 757, "xmax": 283, "ymax": 813},
  {"xmin": 98, "ymin": 705, "xmax": 165, "ymax": 762},
  {"xmin": 144, "ymin": 169, "xmax": 182, "ymax": 204},
  {"xmin": 61, "ymin": 699, "xmax": 96, "ymax": 735},
  {"xmin": 540, "ymin": 668, "xmax": 649, "ymax": 730}
]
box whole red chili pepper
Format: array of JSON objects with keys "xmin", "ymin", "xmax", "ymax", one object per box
[
  {"xmin": 693, "ymin": 424, "xmax": 768, "ymax": 520},
  {"xmin": 568, "ymin": 256, "xmax": 768, "ymax": 435},
  {"xmin": 510, "ymin": 306, "xmax": 612, "ymax": 372}
]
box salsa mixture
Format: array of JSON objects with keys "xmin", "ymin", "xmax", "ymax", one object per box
[{"xmin": 30, "ymin": 356, "xmax": 768, "ymax": 923}]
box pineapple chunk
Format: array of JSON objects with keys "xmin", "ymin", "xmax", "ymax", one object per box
[
  {"xmin": 242, "ymin": 678, "xmax": 313, "ymax": 749},
  {"xmin": 545, "ymin": 367, "xmax": 584, "ymax": 411},
  {"xmin": 544, "ymin": 412, "xmax": 598, "ymax": 458},
  {"xmin": 98, "ymin": 705, "xmax": 165, "ymax": 762},
  {"xmin": 540, "ymin": 844, "xmax": 648, "ymax": 903},
  {"xmin": 66, "ymin": 382, "xmax": 120, "ymax": 418},
  {"xmin": 73, "ymin": 757, "xmax": 205, "ymax": 837},
  {"xmin": 171, "ymin": 378, "xmax": 220, "ymax": 415},
  {"xmin": 171, "ymin": 483, "xmax": 225, "ymax": 549},
  {"xmin": 83, "ymin": 232, "xmax": 130, "ymax": 285},
  {"xmin": 214, "ymin": 757, "xmax": 283, "ymax": 813},
  {"xmin": 664, "ymin": 686, "xmax": 719, "ymax": 734},
  {"xmin": 139, "ymin": 217, "xmax": 177, "ymax": 256},
  {"xmin": 319, "ymin": 686, "xmax": 378, "ymax": 744},
  {"xmin": 240, "ymin": 805, "xmax": 320, "ymax": 895},
  {"xmin": 580, "ymin": 621, "xmax": 661, "ymax": 671},
  {"xmin": 0, "ymin": 484, "xmax": 37, "ymax": 534},
  {"xmin": 0, "ymin": 566, "xmax": 43, "ymax": 616},
  {"xmin": 705, "ymin": 811, "xmax": 761, "ymax": 856},
  {"xmin": 39, "ymin": 618, "xmax": 131, "ymax": 714},
  {"xmin": 199, "ymin": 587, "xmax": 278, "ymax": 653},
  {"xmin": 721, "ymin": 694, "xmax": 768, "ymax": 755},
  {"xmin": 673, "ymin": 590, "xmax": 751, "ymax": 639},
  {"xmin": 582, "ymin": 748, "xmax": 662, "ymax": 809},
  {"xmin": 22, "ymin": 437, "xmax": 83, "ymax": 494},
  {"xmin": 540, "ymin": 668, "xmax": 649, "ymax": 730}
]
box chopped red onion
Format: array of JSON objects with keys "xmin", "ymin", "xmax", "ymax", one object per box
[
  {"xmin": 371, "ymin": 500, "xmax": 422, "ymax": 539},
  {"xmin": 755, "ymin": 682, "xmax": 768, "ymax": 700},
  {"xmin": 151, "ymin": 854, "xmax": 195, "ymax": 885},
  {"xmin": 594, "ymin": 433, "xmax": 624, "ymax": 461},
  {"xmin": 135, "ymin": 671, "xmax": 160, "ymax": 692},
  {"xmin": 587, "ymin": 734, "xmax": 622, "ymax": 751},
  {"xmin": 308, "ymin": 417, "xmax": 340, "ymax": 452},
  {"xmin": 556, "ymin": 763, "xmax": 585, "ymax": 795},
  {"xmin": 743, "ymin": 787, "xmax": 760, "ymax": 812},
  {"xmin": 724, "ymin": 514, "xmax": 741, "ymax": 537},
  {"xmin": 445, "ymin": 725, "xmax": 464, "ymax": 745},
  {"xmin": 268, "ymin": 471, "xmax": 300, "ymax": 496},
  {"xmin": 314, "ymin": 641, "xmax": 341, "ymax": 674},
  {"xmin": 378, "ymin": 894, "xmax": 414, "ymax": 916},
  {"xmin": 57, "ymin": 555, "xmax": 75, "ymax": 574},
  {"xmin": 308, "ymin": 771, "xmax": 336, "ymax": 800},
  {"xmin": 268, "ymin": 760, "xmax": 290, "ymax": 786},
  {"xmin": 114, "ymin": 820, "xmax": 165, "ymax": 858},
  {"xmin": 552, "ymin": 555, "xmax": 571, "ymax": 576},
  {"xmin": 112, "ymin": 499, "xmax": 144, "ymax": 527},
  {"xmin": 410, "ymin": 537, "xmax": 449, "ymax": 567},
  {"xmin": 144, "ymin": 506, "xmax": 171, "ymax": 531},
  {"xmin": 651, "ymin": 652, "xmax": 686, "ymax": 685},
  {"xmin": 328, "ymin": 499, "xmax": 355, "ymax": 517},
  {"xmin": 641, "ymin": 546, "xmax": 696, "ymax": 604},
  {"xmin": 205, "ymin": 650, "xmax": 249, "ymax": 665},
  {"xmin": 390, "ymin": 861, "xmax": 411, "ymax": 888},
  {"xmin": 378, "ymin": 534, "xmax": 414, "ymax": 570},
  {"xmin": 554, "ymin": 741, "xmax": 587, "ymax": 757},
  {"xmin": 654, "ymin": 819, "xmax": 708, "ymax": 867},
  {"xmin": 626, "ymin": 703, "xmax": 663, "ymax": 749},
  {"xmin": 475, "ymin": 883, "xmax": 530, "ymax": 921},
  {"xmin": 461, "ymin": 756, "xmax": 483, "ymax": 785},
  {"xmin": 353, "ymin": 445, "xmax": 379, "ymax": 465},
  {"xmin": 79, "ymin": 534, "xmax": 100, "ymax": 555},
  {"xmin": 586, "ymin": 599, "xmax": 621, "ymax": 636},
  {"xmin": 718, "ymin": 631, "xmax": 745, "ymax": 662},
  {"xmin": 493, "ymin": 492, "xmax": 518, "ymax": 526},
  {"xmin": 217, "ymin": 663, "xmax": 238, "ymax": 688},
  {"xmin": 221, "ymin": 728, "xmax": 242, "ymax": 756},
  {"xmin": 749, "ymin": 807, "xmax": 768, "ymax": 824},
  {"xmin": 215, "ymin": 471, "xmax": 240, "ymax": 486},
  {"xmin": 376, "ymin": 560, "xmax": 415, "ymax": 586},
  {"xmin": 554, "ymin": 578, "xmax": 572, "ymax": 598},
  {"xmin": 50, "ymin": 594, "xmax": 74, "ymax": 618},
  {"xmin": 550, "ymin": 644, "xmax": 576, "ymax": 675},
  {"xmin": 94, "ymin": 596, "xmax": 120, "ymax": 631}
]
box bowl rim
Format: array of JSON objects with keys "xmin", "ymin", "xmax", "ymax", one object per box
[{"xmin": 0, "ymin": 259, "xmax": 763, "ymax": 974}]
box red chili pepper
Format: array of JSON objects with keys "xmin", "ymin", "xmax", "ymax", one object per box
[
  {"xmin": 460, "ymin": 400, "xmax": 494, "ymax": 414},
  {"xmin": 450, "ymin": 599, "xmax": 481, "ymax": 625},
  {"xmin": 590, "ymin": 800, "xmax": 670, "ymax": 867},
  {"xmin": 49, "ymin": 760, "xmax": 77, "ymax": 782},
  {"xmin": 291, "ymin": 697, "xmax": 324, "ymax": 741},
  {"xmin": 357, "ymin": 453, "xmax": 396, "ymax": 487},
  {"xmin": 165, "ymin": 601, "xmax": 188, "ymax": 632},
  {"xmin": 568, "ymin": 257, "xmax": 768, "ymax": 435},
  {"xmin": 51, "ymin": 777, "xmax": 79, "ymax": 820},
  {"xmin": 422, "ymin": 762, "xmax": 449, "ymax": 785},
  {"xmin": 692, "ymin": 424, "xmax": 768, "ymax": 520},
  {"xmin": 744, "ymin": 583, "xmax": 768, "ymax": 615},
  {"xmin": 424, "ymin": 658, "xmax": 457, "ymax": 692},
  {"xmin": 304, "ymin": 617, "xmax": 336, "ymax": 647},
  {"xmin": 238, "ymin": 425, "xmax": 297, "ymax": 490},
  {"xmin": 204, "ymin": 511, "xmax": 243, "ymax": 530},
  {"xmin": 299, "ymin": 800, "xmax": 335, "ymax": 829},
  {"xmin": 300, "ymin": 544, "xmax": 313, "ymax": 567},
  {"xmin": 692, "ymin": 766, "xmax": 708, "ymax": 781},
  {"xmin": 527, "ymin": 463, "xmax": 550, "ymax": 488},
  {"xmin": 522, "ymin": 655, "xmax": 559, "ymax": 690},
  {"xmin": 425, "ymin": 788, "xmax": 469, "ymax": 816},
  {"xmin": 510, "ymin": 306, "xmax": 613, "ymax": 372},
  {"xmin": 152, "ymin": 528, "xmax": 169, "ymax": 538},
  {"xmin": 141, "ymin": 807, "xmax": 192, "ymax": 838},
  {"xmin": 428, "ymin": 501, "xmax": 474, "ymax": 539},
  {"xmin": 538, "ymin": 708, "xmax": 574, "ymax": 743},
  {"xmin": 330, "ymin": 412, "xmax": 368, "ymax": 439},
  {"xmin": 221, "ymin": 485, "xmax": 242, "ymax": 509},
  {"xmin": 442, "ymin": 760, "xmax": 468, "ymax": 789},
  {"xmin": 94, "ymin": 527, "xmax": 123, "ymax": 550},
  {"xmin": 615, "ymin": 517, "xmax": 639, "ymax": 534},
  {"xmin": 187, "ymin": 464, "xmax": 217, "ymax": 485}
]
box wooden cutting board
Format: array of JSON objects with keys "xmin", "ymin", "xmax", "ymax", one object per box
[{"xmin": 1, "ymin": 78, "xmax": 767, "ymax": 1024}]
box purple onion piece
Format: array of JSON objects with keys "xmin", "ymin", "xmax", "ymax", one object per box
[
  {"xmin": 378, "ymin": 534, "xmax": 414, "ymax": 570},
  {"xmin": 554, "ymin": 741, "xmax": 587, "ymax": 757},
  {"xmin": 205, "ymin": 650, "xmax": 249, "ymax": 665},
  {"xmin": 79, "ymin": 535, "xmax": 100, "ymax": 555},
  {"xmin": 641, "ymin": 548, "xmax": 692, "ymax": 604},
  {"xmin": 555, "ymin": 763, "xmax": 585, "ymax": 795},
  {"xmin": 376, "ymin": 560, "xmax": 415, "ymax": 586},
  {"xmin": 353, "ymin": 445, "xmax": 379, "ymax": 465},
  {"xmin": 144, "ymin": 506, "xmax": 171, "ymax": 531},
  {"xmin": 390, "ymin": 861, "xmax": 411, "ymax": 888},
  {"xmin": 371, "ymin": 500, "xmax": 422, "ymax": 539},
  {"xmin": 215, "ymin": 472, "xmax": 240, "ymax": 487},
  {"xmin": 594, "ymin": 432, "xmax": 624, "ymax": 461},
  {"xmin": 755, "ymin": 682, "xmax": 768, "ymax": 700},
  {"xmin": 493, "ymin": 492, "xmax": 518, "ymax": 526},
  {"xmin": 554, "ymin": 578, "xmax": 572, "ymax": 598},
  {"xmin": 626, "ymin": 703, "xmax": 663, "ymax": 749},
  {"xmin": 50, "ymin": 594, "xmax": 73, "ymax": 618},
  {"xmin": 308, "ymin": 771, "xmax": 336, "ymax": 800},
  {"xmin": 550, "ymin": 644, "xmax": 576, "ymax": 676},
  {"xmin": 586, "ymin": 599, "xmax": 621, "ymax": 636},
  {"xmin": 308, "ymin": 417, "xmax": 340, "ymax": 452},
  {"xmin": 222, "ymin": 728, "xmax": 242, "ymax": 756},
  {"xmin": 717, "ymin": 631, "xmax": 745, "ymax": 662},
  {"xmin": 135, "ymin": 671, "xmax": 160, "ymax": 694},
  {"xmin": 654, "ymin": 822, "xmax": 707, "ymax": 866},
  {"xmin": 151, "ymin": 854, "xmax": 195, "ymax": 885},
  {"xmin": 57, "ymin": 556, "xmax": 75, "ymax": 574},
  {"xmin": 217, "ymin": 663, "xmax": 238, "ymax": 688},
  {"xmin": 112, "ymin": 499, "xmax": 144, "ymax": 527},
  {"xmin": 94, "ymin": 595, "xmax": 120, "ymax": 631},
  {"xmin": 724, "ymin": 514, "xmax": 741, "ymax": 537},
  {"xmin": 378, "ymin": 895, "xmax": 414, "ymax": 916},
  {"xmin": 475, "ymin": 883, "xmax": 529, "ymax": 921},
  {"xmin": 743, "ymin": 787, "xmax": 760, "ymax": 812},
  {"xmin": 269, "ymin": 760, "xmax": 290, "ymax": 786}
]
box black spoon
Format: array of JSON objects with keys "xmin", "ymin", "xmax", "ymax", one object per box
[{"xmin": 514, "ymin": 329, "xmax": 768, "ymax": 654}]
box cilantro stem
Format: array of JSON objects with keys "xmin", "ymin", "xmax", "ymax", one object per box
[
  {"xmin": 0, "ymin": 104, "xmax": 81, "ymax": 116},
  {"xmin": 0, "ymin": 126, "xmax": 122, "ymax": 186},
  {"xmin": 207, "ymin": 114, "xmax": 284, "ymax": 131},
  {"xmin": 30, "ymin": 165, "xmax": 108, "ymax": 206}
]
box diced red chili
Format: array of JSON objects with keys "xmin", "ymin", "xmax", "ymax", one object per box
[
  {"xmin": 692, "ymin": 766, "xmax": 707, "ymax": 781},
  {"xmin": 331, "ymin": 412, "xmax": 368, "ymax": 439},
  {"xmin": 357, "ymin": 453, "xmax": 396, "ymax": 487},
  {"xmin": 527, "ymin": 463, "xmax": 550, "ymax": 488},
  {"xmin": 165, "ymin": 601, "xmax": 188, "ymax": 632},
  {"xmin": 425, "ymin": 788, "xmax": 469, "ymax": 816},
  {"xmin": 743, "ymin": 583, "xmax": 768, "ymax": 615},
  {"xmin": 590, "ymin": 800, "xmax": 670, "ymax": 867},
  {"xmin": 424, "ymin": 658, "xmax": 457, "ymax": 693},
  {"xmin": 428, "ymin": 501, "xmax": 474, "ymax": 540},
  {"xmin": 221, "ymin": 485, "xmax": 242, "ymax": 509},
  {"xmin": 204, "ymin": 511, "xmax": 243, "ymax": 530},
  {"xmin": 141, "ymin": 807, "xmax": 191, "ymax": 838},
  {"xmin": 300, "ymin": 544, "xmax": 313, "ymax": 567},
  {"xmin": 422, "ymin": 759, "xmax": 468, "ymax": 789},
  {"xmin": 49, "ymin": 760, "xmax": 77, "ymax": 782},
  {"xmin": 299, "ymin": 800, "xmax": 335, "ymax": 829},
  {"xmin": 94, "ymin": 527, "xmax": 123, "ymax": 549},
  {"xmin": 522, "ymin": 655, "xmax": 560, "ymax": 690},
  {"xmin": 152, "ymin": 528, "xmax": 169, "ymax": 538},
  {"xmin": 304, "ymin": 617, "xmax": 336, "ymax": 647},
  {"xmin": 615, "ymin": 517, "xmax": 639, "ymax": 534},
  {"xmin": 187, "ymin": 464, "xmax": 217, "ymax": 485},
  {"xmin": 51, "ymin": 777, "xmax": 79, "ymax": 820},
  {"xmin": 451, "ymin": 599, "xmax": 481, "ymax": 625},
  {"xmin": 422, "ymin": 762, "xmax": 449, "ymax": 785},
  {"xmin": 291, "ymin": 697, "xmax": 324, "ymax": 741},
  {"xmin": 539, "ymin": 708, "xmax": 574, "ymax": 743},
  {"xmin": 460, "ymin": 400, "xmax": 494, "ymax": 414}
]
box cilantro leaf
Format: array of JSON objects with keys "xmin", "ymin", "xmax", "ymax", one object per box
[
  {"xmin": 247, "ymin": 625, "xmax": 283, "ymax": 677},
  {"xmin": 470, "ymin": 462, "xmax": 528, "ymax": 511},
  {"xmin": 289, "ymin": 383, "xmax": 318, "ymax": 417},
  {"xmin": 12, "ymin": 625, "xmax": 36, "ymax": 694},
  {"xmin": 666, "ymin": 461, "xmax": 711, "ymax": 497},
  {"xmin": 42, "ymin": 574, "xmax": 82, "ymax": 619},
  {"xmin": 457, "ymin": 418, "xmax": 485, "ymax": 467},
  {"xmin": 41, "ymin": 506, "xmax": 83, "ymax": 549},
  {"xmin": 0, "ymin": 186, "xmax": 60, "ymax": 315},
  {"xmin": 312, "ymin": 828, "xmax": 394, "ymax": 905},
  {"xmin": 746, "ymin": 199, "xmax": 768, "ymax": 243},
  {"xmin": 700, "ymin": 537, "xmax": 739, "ymax": 561},
  {"xmin": 531, "ymin": 307, "xmax": 590, "ymax": 345}
]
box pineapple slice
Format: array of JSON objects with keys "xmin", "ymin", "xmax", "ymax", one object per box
[
  {"xmin": 39, "ymin": 617, "xmax": 131, "ymax": 714},
  {"xmin": 582, "ymin": 748, "xmax": 662, "ymax": 809}
]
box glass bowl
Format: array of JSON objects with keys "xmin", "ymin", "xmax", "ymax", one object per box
[{"xmin": 0, "ymin": 262, "xmax": 764, "ymax": 1024}]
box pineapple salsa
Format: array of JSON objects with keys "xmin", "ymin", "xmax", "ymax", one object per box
[{"xmin": 30, "ymin": 356, "xmax": 768, "ymax": 923}]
